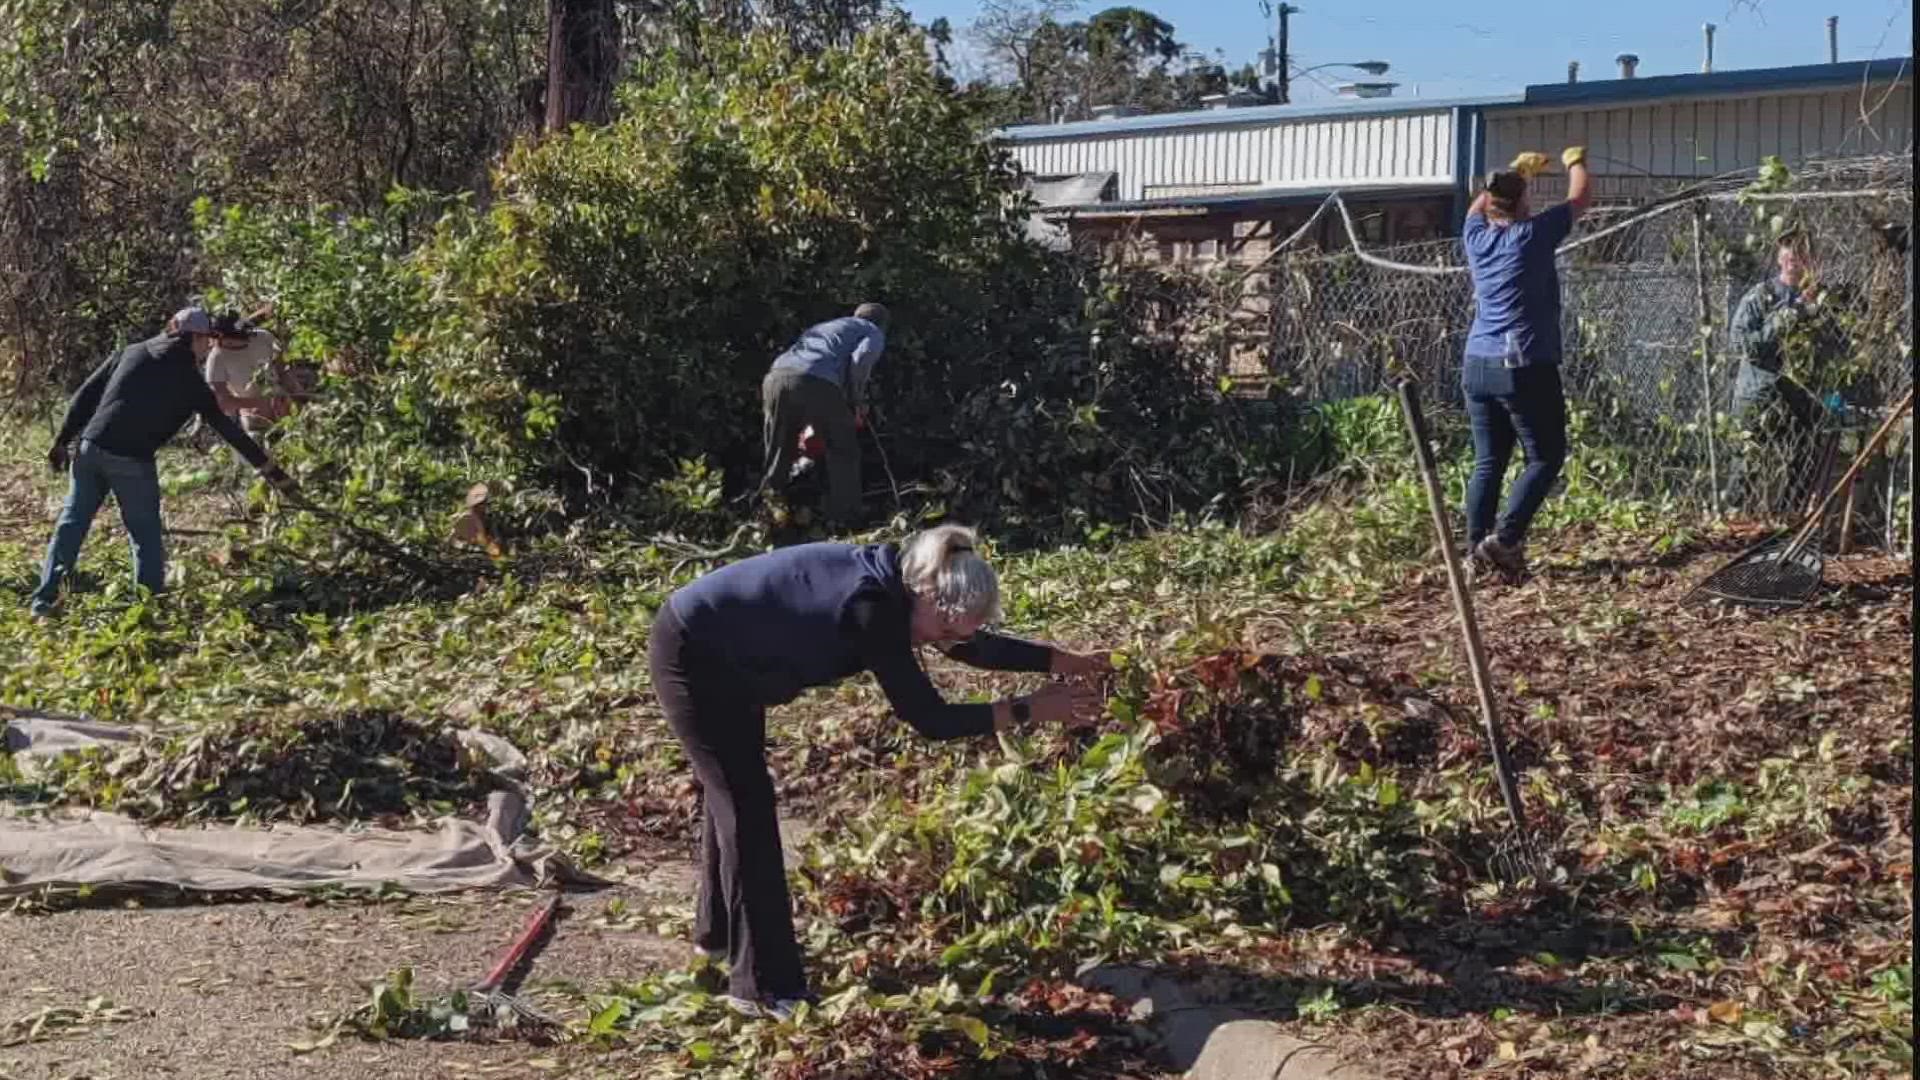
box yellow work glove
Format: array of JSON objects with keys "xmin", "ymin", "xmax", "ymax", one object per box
[
  {"xmin": 1562, "ymin": 145, "xmax": 1588, "ymax": 169},
  {"xmin": 1509, "ymin": 152, "xmax": 1550, "ymax": 179}
]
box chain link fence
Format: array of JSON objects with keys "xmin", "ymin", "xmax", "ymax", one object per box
[{"xmin": 1235, "ymin": 155, "xmax": 1913, "ymax": 553}]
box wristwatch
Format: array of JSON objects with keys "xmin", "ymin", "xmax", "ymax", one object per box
[{"xmin": 1011, "ymin": 698, "xmax": 1031, "ymax": 724}]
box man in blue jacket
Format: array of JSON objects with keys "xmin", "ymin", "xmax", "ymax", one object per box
[
  {"xmin": 759, "ymin": 303, "xmax": 888, "ymax": 525},
  {"xmin": 30, "ymin": 306, "xmax": 298, "ymax": 617}
]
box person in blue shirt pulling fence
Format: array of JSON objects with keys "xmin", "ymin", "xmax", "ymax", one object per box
[
  {"xmin": 648, "ymin": 524, "xmax": 1111, "ymax": 1019},
  {"xmin": 1458, "ymin": 146, "xmax": 1592, "ymax": 580},
  {"xmin": 760, "ymin": 303, "xmax": 889, "ymax": 527}
]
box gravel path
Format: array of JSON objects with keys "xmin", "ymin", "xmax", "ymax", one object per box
[{"xmin": 1, "ymin": 870, "xmax": 695, "ymax": 1079}]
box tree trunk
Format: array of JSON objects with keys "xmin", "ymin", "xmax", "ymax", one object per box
[{"xmin": 545, "ymin": 0, "xmax": 620, "ymax": 131}]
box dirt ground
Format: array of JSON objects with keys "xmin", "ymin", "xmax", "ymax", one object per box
[{"xmin": 0, "ymin": 852, "xmax": 703, "ymax": 1079}]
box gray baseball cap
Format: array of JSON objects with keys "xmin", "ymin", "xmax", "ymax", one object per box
[{"xmin": 171, "ymin": 306, "xmax": 216, "ymax": 335}]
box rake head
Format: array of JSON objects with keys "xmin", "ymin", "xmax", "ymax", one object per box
[
  {"xmin": 1491, "ymin": 828, "xmax": 1560, "ymax": 887},
  {"xmin": 468, "ymin": 988, "xmax": 563, "ymax": 1034},
  {"xmin": 1684, "ymin": 533, "xmax": 1825, "ymax": 610}
]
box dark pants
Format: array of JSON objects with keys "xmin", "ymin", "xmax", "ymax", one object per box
[
  {"xmin": 1725, "ymin": 361, "xmax": 1824, "ymax": 516},
  {"xmin": 30, "ymin": 440, "xmax": 165, "ymax": 613},
  {"xmin": 647, "ymin": 604, "xmax": 806, "ymax": 1001},
  {"xmin": 1462, "ymin": 359, "xmax": 1568, "ymax": 548},
  {"xmin": 761, "ymin": 369, "xmax": 860, "ymax": 523}
]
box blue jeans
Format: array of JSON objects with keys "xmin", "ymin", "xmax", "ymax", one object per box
[
  {"xmin": 30, "ymin": 441, "xmax": 166, "ymax": 612},
  {"xmin": 1462, "ymin": 358, "xmax": 1568, "ymax": 547}
]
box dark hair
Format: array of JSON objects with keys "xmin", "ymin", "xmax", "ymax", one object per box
[
  {"xmin": 1484, "ymin": 171, "xmax": 1527, "ymax": 216},
  {"xmin": 211, "ymin": 310, "xmax": 254, "ymax": 337}
]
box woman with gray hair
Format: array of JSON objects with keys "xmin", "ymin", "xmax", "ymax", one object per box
[{"xmin": 648, "ymin": 524, "xmax": 1109, "ymax": 1018}]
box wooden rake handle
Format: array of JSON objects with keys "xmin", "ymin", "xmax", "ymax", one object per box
[
  {"xmin": 1396, "ymin": 380, "xmax": 1529, "ymax": 832},
  {"xmin": 1784, "ymin": 387, "xmax": 1915, "ymax": 559}
]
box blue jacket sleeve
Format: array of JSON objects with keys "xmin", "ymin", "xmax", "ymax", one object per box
[
  {"xmin": 940, "ymin": 631, "xmax": 1052, "ymax": 673},
  {"xmin": 1732, "ymin": 280, "xmax": 1795, "ymax": 370},
  {"xmin": 846, "ymin": 592, "xmax": 994, "ymax": 740},
  {"xmin": 847, "ymin": 326, "xmax": 885, "ymax": 406}
]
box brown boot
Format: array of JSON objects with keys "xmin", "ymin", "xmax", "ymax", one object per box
[{"xmin": 1473, "ymin": 536, "xmax": 1529, "ymax": 580}]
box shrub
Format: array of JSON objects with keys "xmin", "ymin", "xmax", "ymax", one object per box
[{"xmin": 193, "ymin": 25, "xmax": 1313, "ymax": 542}]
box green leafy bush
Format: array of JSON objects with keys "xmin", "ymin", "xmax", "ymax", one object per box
[
  {"xmin": 190, "ymin": 25, "xmax": 1310, "ymax": 542},
  {"xmin": 792, "ymin": 648, "xmax": 1459, "ymax": 992}
]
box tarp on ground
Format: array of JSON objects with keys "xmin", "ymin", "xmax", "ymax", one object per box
[{"xmin": 1, "ymin": 708, "xmax": 596, "ymax": 897}]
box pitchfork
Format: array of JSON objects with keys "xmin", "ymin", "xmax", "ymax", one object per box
[{"xmin": 1397, "ymin": 380, "xmax": 1554, "ymax": 885}]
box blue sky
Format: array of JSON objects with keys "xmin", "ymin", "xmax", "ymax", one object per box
[{"xmin": 906, "ymin": 0, "xmax": 1914, "ymax": 102}]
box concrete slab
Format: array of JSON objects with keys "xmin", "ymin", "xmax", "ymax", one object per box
[{"xmin": 1077, "ymin": 964, "xmax": 1367, "ymax": 1079}]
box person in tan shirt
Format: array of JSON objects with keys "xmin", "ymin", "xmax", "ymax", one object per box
[{"xmin": 205, "ymin": 311, "xmax": 293, "ymax": 433}]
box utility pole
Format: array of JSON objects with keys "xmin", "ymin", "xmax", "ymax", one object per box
[{"xmin": 1276, "ymin": 3, "xmax": 1298, "ymax": 104}]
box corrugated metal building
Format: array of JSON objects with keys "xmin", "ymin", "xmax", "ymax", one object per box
[
  {"xmin": 1484, "ymin": 58, "xmax": 1915, "ymax": 205},
  {"xmin": 998, "ymin": 96, "xmax": 1507, "ymax": 258},
  {"xmin": 997, "ymin": 57, "xmax": 1913, "ymax": 261},
  {"xmin": 1004, "ymin": 100, "xmax": 1472, "ymax": 202}
]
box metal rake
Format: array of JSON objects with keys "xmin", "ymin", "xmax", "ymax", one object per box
[
  {"xmin": 467, "ymin": 893, "xmax": 565, "ymax": 1032},
  {"xmin": 283, "ymin": 493, "xmax": 475, "ymax": 586},
  {"xmin": 1687, "ymin": 387, "xmax": 1913, "ymax": 611}
]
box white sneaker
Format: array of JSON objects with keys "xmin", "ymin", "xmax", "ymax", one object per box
[{"xmin": 721, "ymin": 994, "xmax": 814, "ymax": 1022}]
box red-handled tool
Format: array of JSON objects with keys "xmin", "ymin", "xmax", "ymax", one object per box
[{"xmin": 467, "ymin": 893, "xmax": 564, "ymax": 1030}]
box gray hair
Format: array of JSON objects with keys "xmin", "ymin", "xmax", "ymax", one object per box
[
  {"xmin": 853, "ymin": 301, "xmax": 889, "ymax": 329},
  {"xmin": 900, "ymin": 524, "xmax": 1001, "ymax": 621}
]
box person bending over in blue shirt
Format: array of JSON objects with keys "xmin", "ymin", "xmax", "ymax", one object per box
[
  {"xmin": 1458, "ymin": 147, "xmax": 1592, "ymax": 580},
  {"xmin": 760, "ymin": 303, "xmax": 888, "ymax": 527},
  {"xmin": 649, "ymin": 524, "xmax": 1110, "ymax": 1019}
]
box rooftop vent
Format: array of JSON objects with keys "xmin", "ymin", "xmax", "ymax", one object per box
[
  {"xmin": 1201, "ymin": 90, "xmax": 1267, "ymax": 110},
  {"xmin": 1336, "ymin": 81, "xmax": 1398, "ymax": 99}
]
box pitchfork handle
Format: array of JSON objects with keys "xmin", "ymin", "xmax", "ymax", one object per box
[{"xmin": 1396, "ymin": 380, "xmax": 1529, "ymax": 831}]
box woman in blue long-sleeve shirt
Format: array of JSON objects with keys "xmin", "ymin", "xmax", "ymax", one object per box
[
  {"xmin": 648, "ymin": 524, "xmax": 1110, "ymax": 1017},
  {"xmin": 1458, "ymin": 147, "xmax": 1591, "ymax": 580}
]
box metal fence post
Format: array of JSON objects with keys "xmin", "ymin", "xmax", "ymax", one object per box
[{"xmin": 1691, "ymin": 202, "xmax": 1720, "ymax": 515}]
